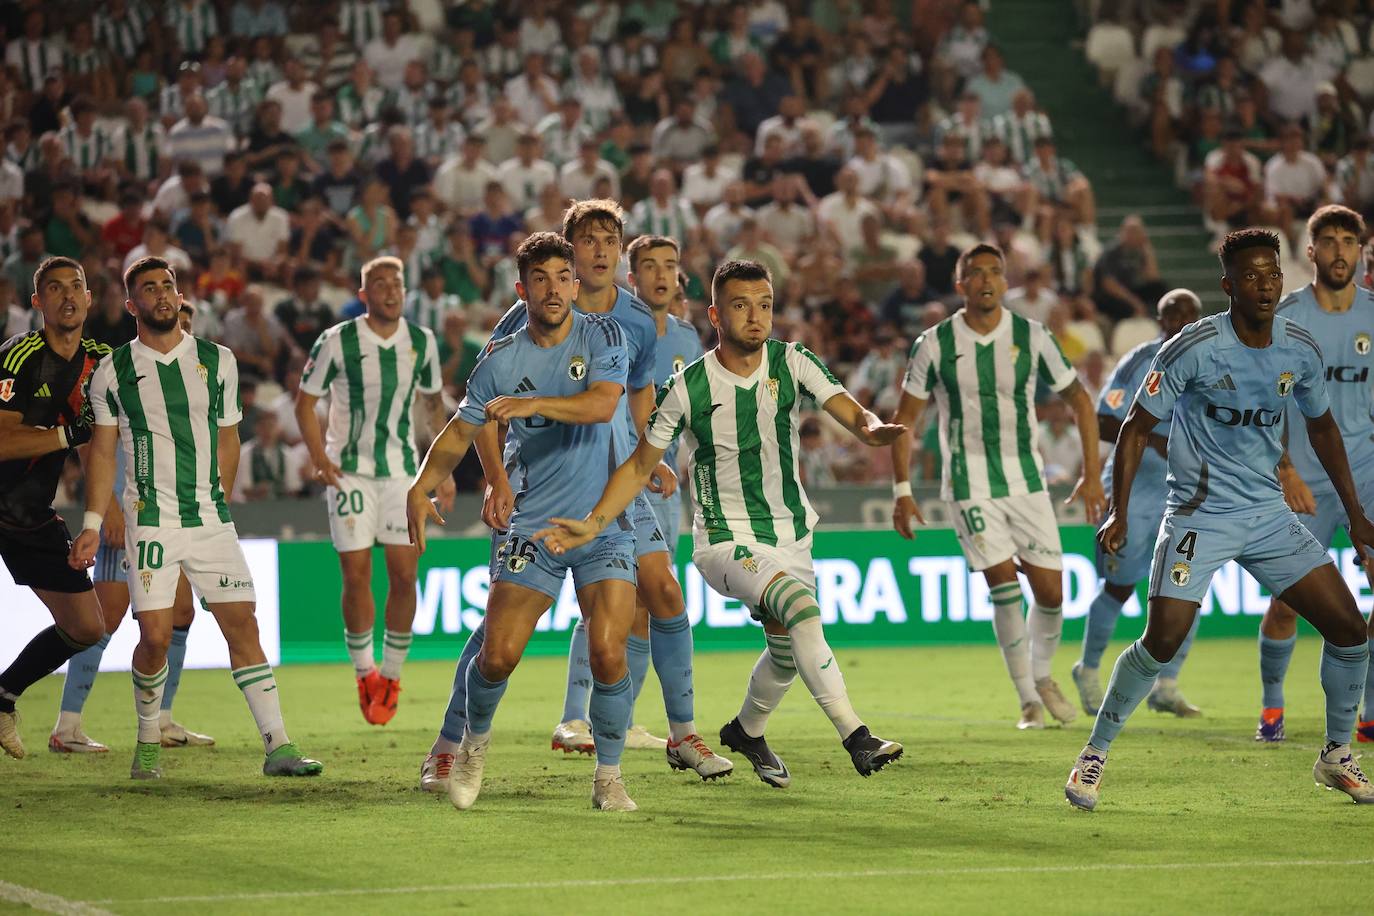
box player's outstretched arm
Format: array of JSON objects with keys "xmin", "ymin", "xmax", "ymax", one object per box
[
  {"xmin": 474, "ymin": 419, "xmax": 512, "ymax": 530},
  {"xmin": 407, "ymin": 414, "xmax": 482, "ymax": 553},
  {"xmin": 418, "ymin": 390, "xmax": 457, "ymax": 512},
  {"xmin": 69, "ymin": 422, "xmax": 119, "ymax": 570},
  {"xmin": 534, "ymin": 437, "xmax": 667, "ymax": 554},
  {"xmin": 1305, "ymin": 409, "xmax": 1374, "ymax": 561},
  {"xmin": 887, "ymin": 390, "xmax": 928, "ymax": 540},
  {"xmin": 1097, "ymin": 402, "xmax": 1160, "ymax": 555},
  {"xmin": 1061, "ymin": 379, "xmax": 1107, "ymax": 524},
  {"xmin": 821, "ymin": 390, "xmax": 908, "ymax": 447},
  {"xmin": 485, "ymin": 380, "xmax": 623, "ymax": 425},
  {"xmin": 0, "ymin": 410, "xmax": 81, "ymax": 460}
]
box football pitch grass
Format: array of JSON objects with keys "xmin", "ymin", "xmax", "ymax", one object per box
[{"xmin": 4, "ymin": 637, "xmax": 1370, "ymax": 915}]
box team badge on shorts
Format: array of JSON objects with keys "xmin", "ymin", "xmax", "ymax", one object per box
[
  {"xmin": 1144, "ymin": 370, "xmax": 1163, "ymax": 396},
  {"xmin": 1104, "ymin": 388, "xmax": 1126, "ymax": 409},
  {"xmin": 140, "ymin": 570, "xmax": 153, "ymax": 592},
  {"xmin": 1357, "ymin": 332, "xmax": 1372, "ymax": 356},
  {"xmin": 1276, "ymin": 371, "xmax": 1295, "ymax": 397},
  {"xmin": 766, "ymin": 378, "xmax": 779, "ymax": 401},
  {"xmin": 568, "ymin": 355, "xmax": 587, "ymax": 380},
  {"xmin": 1170, "ymin": 561, "xmax": 1190, "ymax": 586},
  {"xmin": 673, "ymin": 355, "xmax": 685, "ymax": 373},
  {"xmin": 507, "ymin": 553, "xmax": 528, "ymax": 573}
]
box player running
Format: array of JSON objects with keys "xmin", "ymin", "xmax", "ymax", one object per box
[
  {"xmin": 71, "ymin": 256, "xmax": 322, "ymax": 780},
  {"xmin": 889, "ymin": 243, "xmax": 1107, "ymax": 730},
  {"xmin": 0, "ymin": 257, "xmax": 107, "ymax": 758},
  {"xmin": 1066, "ymin": 229, "xmax": 1374, "ymax": 810},
  {"xmin": 536, "ymin": 259, "xmax": 906, "ymax": 788},
  {"xmin": 408, "ymin": 232, "xmax": 644, "ymax": 811},
  {"xmin": 1253, "ymin": 205, "xmax": 1374, "ymax": 744},
  {"xmin": 1071, "ymin": 289, "xmax": 1204, "ymax": 719},
  {"xmin": 295, "ymin": 256, "xmax": 453, "ymax": 727},
  {"xmin": 51, "ymin": 301, "xmax": 214, "ymax": 753}
]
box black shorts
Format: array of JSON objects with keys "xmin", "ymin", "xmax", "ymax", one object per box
[{"xmin": 0, "ymin": 516, "xmax": 93, "ymax": 593}]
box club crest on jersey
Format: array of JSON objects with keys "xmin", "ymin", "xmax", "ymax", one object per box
[
  {"xmin": 1008, "ymin": 344, "xmax": 1020, "ymax": 361},
  {"xmin": 568, "ymin": 355, "xmax": 586, "ymax": 381},
  {"xmin": 140, "ymin": 570, "xmax": 153, "ymax": 593},
  {"xmin": 1170, "ymin": 562, "xmax": 1190, "ymax": 587},
  {"xmin": 1357, "ymin": 332, "xmax": 1372, "ymax": 356},
  {"xmin": 1104, "ymin": 388, "xmax": 1126, "ymax": 410},
  {"xmin": 1276, "ymin": 371, "xmax": 1295, "ymax": 397},
  {"xmin": 195, "ymin": 362, "xmax": 208, "ymax": 383},
  {"xmin": 673, "ymin": 355, "xmax": 685, "ymax": 373},
  {"xmin": 766, "ymin": 377, "xmax": 779, "ymax": 401},
  {"xmin": 1144, "ymin": 370, "xmax": 1163, "ymax": 396}
]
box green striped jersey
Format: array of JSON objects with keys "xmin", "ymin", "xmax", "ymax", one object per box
[
  {"xmin": 903, "ymin": 309, "xmax": 1077, "ymax": 501},
  {"xmin": 89, "ymin": 334, "xmax": 241, "ymax": 529},
  {"xmin": 645, "ymin": 340, "xmax": 846, "ymax": 550},
  {"xmin": 299, "ymin": 316, "xmax": 441, "ymax": 479}
]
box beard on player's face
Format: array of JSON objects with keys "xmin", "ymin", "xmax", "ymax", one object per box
[
  {"xmin": 1316, "ymin": 257, "xmax": 1354, "ymax": 291},
  {"xmin": 134, "ymin": 299, "xmax": 180, "ymax": 332}
]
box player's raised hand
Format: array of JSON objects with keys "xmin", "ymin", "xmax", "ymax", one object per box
[
  {"xmin": 533, "ymin": 516, "xmax": 598, "ymax": 555},
  {"xmin": 892, "ymin": 495, "xmax": 925, "ymax": 540},
  {"xmin": 1067, "ymin": 474, "xmax": 1107, "ymax": 525},
  {"xmin": 858, "ymin": 418, "xmax": 907, "ymax": 447},
  {"xmin": 648, "ymin": 461, "xmax": 678, "ymax": 498},
  {"xmin": 1278, "ymin": 465, "xmax": 1317, "ymax": 515},
  {"xmin": 68, "ymin": 528, "xmax": 99, "ymax": 570},
  {"xmin": 481, "ymin": 476, "xmax": 513, "ymax": 530},
  {"xmin": 406, "ymin": 485, "xmax": 446, "ymax": 554},
  {"xmin": 313, "ymin": 456, "xmax": 344, "ymax": 490},
  {"xmin": 1096, "ymin": 509, "xmax": 1127, "ymax": 556},
  {"xmin": 485, "ymin": 396, "xmax": 537, "ymax": 422},
  {"xmin": 435, "ymin": 476, "xmax": 457, "ymax": 514}
]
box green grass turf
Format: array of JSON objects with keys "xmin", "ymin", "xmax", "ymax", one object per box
[{"xmin": 3, "ymin": 637, "xmax": 1370, "ymax": 915}]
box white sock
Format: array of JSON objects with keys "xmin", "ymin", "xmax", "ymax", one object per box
[
  {"xmin": 737, "ymin": 635, "xmax": 796, "ymax": 736},
  {"xmin": 462, "ymin": 725, "xmax": 491, "ymax": 748},
  {"xmin": 594, "ymin": 762, "xmax": 621, "ymax": 780},
  {"xmin": 789, "ymin": 617, "xmax": 863, "ymax": 739},
  {"xmin": 1028, "ymin": 603, "xmax": 1064, "ymax": 682},
  {"xmin": 1153, "ymin": 675, "xmax": 1178, "ymax": 696},
  {"xmin": 55, "ymin": 709, "xmax": 81, "ymax": 733},
  {"xmin": 344, "ymin": 629, "xmax": 374, "ymax": 676},
  {"xmin": 232, "ymin": 664, "xmax": 288, "ymax": 753},
  {"xmin": 990, "ymin": 582, "xmax": 1037, "ymax": 704},
  {"xmin": 380, "ymin": 628, "xmax": 412, "ymax": 680},
  {"xmin": 668, "ymin": 721, "xmax": 697, "ymax": 743},
  {"xmin": 431, "ymin": 735, "xmax": 460, "ymax": 756},
  {"xmin": 132, "ymin": 664, "xmax": 168, "ymax": 744}
]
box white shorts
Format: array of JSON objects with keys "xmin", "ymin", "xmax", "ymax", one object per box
[
  {"xmin": 951, "ymin": 491, "xmax": 1063, "ymax": 572},
  {"xmin": 126, "ymin": 523, "xmax": 254, "ymax": 613},
  {"xmin": 693, "ymin": 535, "xmax": 815, "ymax": 621},
  {"xmin": 327, "ymin": 473, "xmax": 411, "ymax": 552}
]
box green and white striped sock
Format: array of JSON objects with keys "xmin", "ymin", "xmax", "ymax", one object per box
[
  {"xmin": 232, "ymin": 664, "xmax": 288, "ymax": 753},
  {"xmin": 738, "ymin": 633, "xmax": 797, "ymax": 736},
  {"xmin": 344, "ymin": 629, "xmax": 374, "ymax": 676},
  {"xmin": 759, "ymin": 575, "xmax": 821, "ymax": 629},
  {"xmin": 990, "ymin": 581, "xmax": 1037, "ymax": 705},
  {"xmin": 132, "ymin": 663, "xmax": 168, "ymax": 744},
  {"xmin": 380, "ymin": 629, "xmax": 413, "ymax": 680}
]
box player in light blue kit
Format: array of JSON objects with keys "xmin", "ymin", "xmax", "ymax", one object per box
[
  {"xmin": 407, "ymin": 232, "xmax": 644, "ymax": 812},
  {"xmin": 1066, "ymin": 229, "xmax": 1374, "ymax": 810},
  {"xmin": 1072, "ymin": 289, "xmax": 1204, "ymax": 719},
  {"xmin": 1253, "ymin": 205, "xmax": 1374, "ymax": 744}
]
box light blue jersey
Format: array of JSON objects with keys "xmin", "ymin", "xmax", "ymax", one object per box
[
  {"xmin": 93, "ymin": 447, "xmax": 129, "ymax": 584},
  {"xmin": 1137, "ymin": 312, "xmax": 1330, "ymax": 518},
  {"xmin": 1276, "ymin": 284, "xmax": 1374, "ymax": 495},
  {"xmin": 460, "ymin": 310, "xmax": 630, "ymax": 534}
]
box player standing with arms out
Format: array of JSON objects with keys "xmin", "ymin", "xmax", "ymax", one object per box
[
  {"xmin": 294, "ymin": 256, "xmax": 453, "ymax": 726},
  {"xmin": 50, "ymin": 301, "xmax": 214, "ymax": 753},
  {"xmin": 0, "ymin": 257, "xmax": 106, "ymax": 758},
  {"xmin": 1067, "ymin": 229, "xmax": 1374, "ymax": 810},
  {"xmin": 537, "ymin": 260, "xmax": 906, "ymax": 788},
  {"xmin": 71, "ymin": 257, "xmax": 322, "ymax": 779},
  {"xmin": 1253, "ymin": 205, "xmax": 1374, "ymax": 743},
  {"xmin": 889, "ymin": 244, "xmax": 1106, "ymax": 729},
  {"xmin": 408, "ymin": 233, "xmax": 644, "ymax": 811},
  {"xmin": 1072, "ymin": 289, "xmax": 1204, "ymax": 719}
]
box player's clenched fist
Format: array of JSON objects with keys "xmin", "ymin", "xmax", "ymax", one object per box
[{"xmin": 485, "ymin": 395, "xmax": 538, "ymax": 422}]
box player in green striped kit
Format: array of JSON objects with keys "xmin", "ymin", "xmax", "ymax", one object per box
[
  {"xmin": 71, "ymin": 256, "xmax": 321, "ymax": 779},
  {"xmin": 889, "ymin": 243, "xmax": 1107, "ymax": 729},
  {"xmin": 536, "ymin": 260, "xmax": 906, "ymax": 788},
  {"xmin": 295, "ymin": 257, "xmax": 453, "ymax": 726}
]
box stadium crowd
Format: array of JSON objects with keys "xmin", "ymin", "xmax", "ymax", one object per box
[{"xmin": 5, "ymin": 0, "xmax": 1134, "ymax": 497}]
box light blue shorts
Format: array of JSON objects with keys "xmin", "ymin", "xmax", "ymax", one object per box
[
  {"xmin": 1296, "ymin": 474, "xmax": 1374, "ymax": 552},
  {"xmin": 631, "ymin": 492, "xmax": 669, "ymax": 558},
  {"xmin": 489, "ymin": 528, "xmax": 637, "ymax": 601},
  {"xmin": 1096, "ymin": 497, "xmax": 1166, "ymax": 587},
  {"xmin": 647, "ymin": 489, "xmax": 682, "ymax": 556},
  {"xmin": 92, "ymin": 542, "xmax": 127, "ymax": 584},
  {"xmin": 1149, "ymin": 506, "xmax": 1332, "ymax": 604}
]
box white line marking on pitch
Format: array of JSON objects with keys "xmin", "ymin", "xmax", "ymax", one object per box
[
  {"xmin": 92, "ymin": 858, "xmax": 1374, "ymax": 906},
  {"xmin": 0, "ymin": 880, "xmax": 115, "ymax": 916}
]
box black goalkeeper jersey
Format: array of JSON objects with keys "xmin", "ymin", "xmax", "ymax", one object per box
[{"xmin": 0, "ymin": 331, "xmax": 110, "ymax": 528}]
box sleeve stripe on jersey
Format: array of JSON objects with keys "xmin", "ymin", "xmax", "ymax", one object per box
[
  {"xmin": 1117, "ymin": 345, "xmax": 1155, "ymax": 382},
  {"xmin": 1285, "ymin": 324, "xmax": 1323, "ymax": 360},
  {"xmin": 594, "ymin": 314, "xmax": 624, "ymax": 348},
  {"xmin": 3, "ymin": 334, "xmax": 43, "ymax": 372},
  {"xmin": 1158, "ymin": 327, "xmax": 1217, "ymax": 367},
  {"xmin": 796, "ymin": 342, "xmax": 841, "ymax": 385}
]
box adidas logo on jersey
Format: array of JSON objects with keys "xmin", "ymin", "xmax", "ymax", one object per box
[
  {"xmin": 1211, "ymin": 374, "xmax": 1236, "ymax": 391},
  {"xmin": 33, "ymin": 383, "xmax": 51, "ymax": 398},
  {"xmin": 515, "ymin": 377, "xmax": 537, "ymax": 394}
]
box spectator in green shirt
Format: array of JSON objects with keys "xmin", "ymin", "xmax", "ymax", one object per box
[{"xmin": 429, "ymin": 222, "xmax": 488, "ymax": 304}]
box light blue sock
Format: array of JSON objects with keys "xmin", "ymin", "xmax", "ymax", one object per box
[
  {"xmin": 648, "ymin": 610, "xmax": 695, "ymax": 727},
  {"xmin": 59, "ymin": 634, "xmax": 110, "ymax": 714},
  {"xmin": 1159, "ymin": 614, "xmax": 1200, "ymax": 681},
  {"xmin": 1080, "ymin": 590, "xmax": 1124, "ymax": 670},
  {"xmin": 464, "ymin": 658, "xmax": 509, "ymax": 736},
  {"xmin": 1259, "ymin": 632, "xmax": 1297, "ymax": 709},
  {"xmin": 590, "ymin": 674, "xmax": 633, "ymax": 766},
  {"xmin": 624, "ymin": 634, "xmax": 651, "ymax": 728},
  {"xmin": 1320, "ymin": 641, "xmax": 1369, "ymax": 746},
  {"xmin": 560, "ymin": 619, "xmax": 592, "ymax": 723},
  {"xmin": 440, "ymin": 621, "xmax": 485, "ymax": 743},
  {"xmin": 1088, "ymin": 640, "xmax": 1164, "ymax": 751},
  {"xmin": 161, "ymin": 625, "xmax": 190, "ymax": 712},
  {"xmin": 1363, "ymin": 637, "xmax": 1374, "ymax": 720}
]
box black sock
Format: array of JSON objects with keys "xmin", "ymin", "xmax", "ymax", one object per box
[{"xmin": 0, "ymin": 625, "xmax": 91, "ymax": 710}]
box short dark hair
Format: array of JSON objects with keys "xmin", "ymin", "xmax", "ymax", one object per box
[
  {"xmin": 711, "ymin": 259, "xmax": 772, "ymax": 303},
  {"xmin": 1217, "ymin": 227, "xmax": 1281, "ymax": 270},
  {"xmin": 123, "ymin": 256, "xmax": 176, "ymax": 298},
  {"xmin": 1306, "ymin": 204, "xmax": 1365, "ymax": 242},
  {"xmin": 32, "ymin": 256, "xmax": 85, "ymax": 297},
  {"xmin": 626, "ymin": 234, "xmax": 679, "ymax": 271},
  {"xmin": 561, "ymin": 198, "xmax": 624, "ymax": 244},
  {"xmin": 956, "ymin": 243, "xmax": 1005, "ymax": 281},
  {"xmin": 515, "ymin": 231, "xmax": 576, "ymax": 285}
]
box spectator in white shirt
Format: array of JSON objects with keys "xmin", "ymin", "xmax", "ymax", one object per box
[
  {"xmin": 122, "ymin": 220, "xmax": 193, "ymax": 277},
  {"xmin": 265, "ymin": 58, "xmax": 318, "ymax": 135},
  {"xmin": 818, "ymin": 166, "xmax": 881, "ymax": 259},
  {"xmin": 1004, "ymin": 265, "xmax": 1058, "ymax": 325},
  {"xmin": 650, "ymin": 98, "xmax": 716, "ymax": 165},
  {"xmin": 1264, "ymin": 122, "xmax": 1329, "ymax": 240},
  {"xmin": 1038, "ymin": 399, "xmax": 1082, "ymax": 486},
  {"xmin": 434, "ymin": 134, "xmax": 497, "ymax": 215},
  {"xmin": 226, "ymin": 182, "xmax": 291, "ymax": 281},
  {"xmin": 519, "ymin": 2, "xmax": 563, "ymax": 55},
  {"xmin": 167, "ymin": 94, "xmax": 236, "ymax": 178},
  {"xmin": 559, "ymin": 137, "xmax": 620, "ymax": 201},
  {"xmin": 755, "ymin": 174, "xmax": 816, "ymax": 262},
  {"xmin": 1259, "ymin": 29, "xmax": 1336, "ymax": 125},
  {"xmin": 703, "ymin": 182, "xmax": 755, "ymax": 256},
  {"xmin": 504, "ymin": 53, "xmax": 560, "ymax": 127},
  {"xmin": 681, "ymin": 145, "xmax": 737, "ymax": 210},
  {"xmin": 363, "ymin": 10, "xmax": 423, "ymax": 91},
  {"xmin": 754, "ymin": 95, "xmax": 814, "ymax": 158},
  {"xmin": 496, "ymin": 132, "xmax": 557, "ymax": 212}
]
